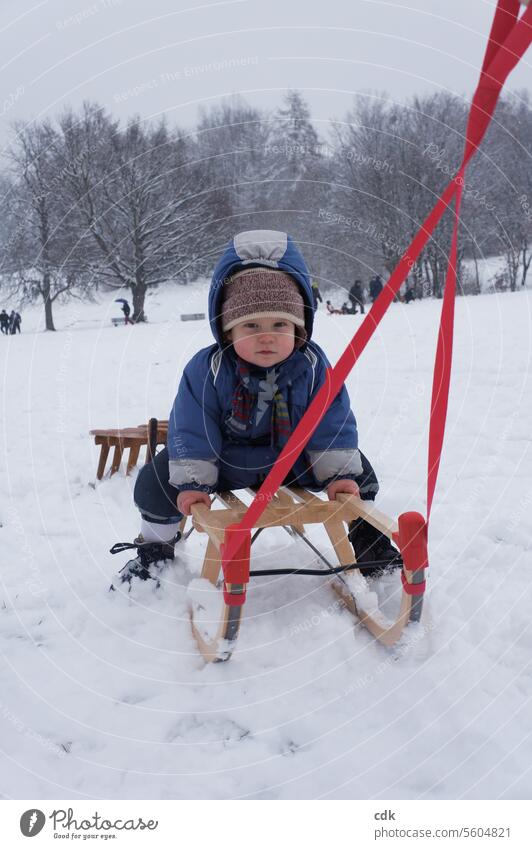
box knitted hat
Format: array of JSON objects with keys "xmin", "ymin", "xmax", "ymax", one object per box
[{"xmin": 221, "ymin": 267, "xmax": 306, "ymax": 332}]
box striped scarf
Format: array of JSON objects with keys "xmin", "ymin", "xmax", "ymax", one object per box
[{"xmin": 229, "ymin": 359, "xmax": 291, "ymax": 447}]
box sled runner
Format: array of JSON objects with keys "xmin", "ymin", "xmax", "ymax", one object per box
[{"xmin": 187, "ymin": 487, "xmax": 427, "ymax": 663}]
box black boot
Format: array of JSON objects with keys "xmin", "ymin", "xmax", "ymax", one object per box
[
  {"xmin": 109, "ymin": 534, "xmax": 180, "ymax": 590},
  {"xmin": 348, "ymin": 518, "xmax": 402, "ymax": 577}
]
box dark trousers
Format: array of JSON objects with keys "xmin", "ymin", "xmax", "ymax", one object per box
[
  {"xmin": 134, "ymin": 447, "xmax": 380, "ymax": 524},
  {"xmin": 349, "ymin": 297, "xmax": 365, "ymax": 314}
]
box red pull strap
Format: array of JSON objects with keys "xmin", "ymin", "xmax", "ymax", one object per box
[
  {"xmin": 221, "ymin": 524, "xmax": 250, "ymax": 606},
  {"xmin": 221, "ymin": 1, "xmax": 532, "ymax": 573},
  {"xmin": 428, "ymin": 0, "xmax": 531, "ymax": 518}
]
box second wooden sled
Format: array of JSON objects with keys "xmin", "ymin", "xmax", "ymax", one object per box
[{"xmin": 187, "ymin": 487, "xmax": 428, "ymax": 663}]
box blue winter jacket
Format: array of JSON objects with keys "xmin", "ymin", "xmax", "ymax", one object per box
[{"xmin": 167, "ymin": 230, "xmax": 362, "ymax": 492}]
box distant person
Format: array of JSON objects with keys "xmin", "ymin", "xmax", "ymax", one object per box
[
  {"xmin": 9, "ymin": 310, "xmax": 21, "ymax": 334},
  {"xmin": 121, "ymin": 300, "xmax": 133, "ymax": 325},
  {"xmin": 0, "ymin": 309, "xmax": 9, "ymax": 334},
  {"xmin": 349, "ymin": 279, "xmax": 365, "ymax": 314},
  {"xmin": 404, "ymin": 285, "xmax": 415, "ymax": 304},
  {"xmin": 11, "ymin": 311, "xmax": 22, "ymax": 334},
  {"xmin": 369, "ymin": 275, "xmax": 383, "ymax": 303},
  {"xmin": 311, "ymin": 280, "xmax": 323, "ymax": 309},
  {"xmin": 326, "ymin": 300, "xmax": 343, "ymax": 315}
]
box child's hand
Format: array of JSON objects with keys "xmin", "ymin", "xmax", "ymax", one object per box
[
  {"xmin": 177, "ymin": 490, "xmax": 211, "ymax": 516},
  {"xmin": 327, "ymin": 479, "xmax": 360, "ymax": 501}
]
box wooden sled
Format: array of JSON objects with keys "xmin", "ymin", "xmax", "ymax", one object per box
[
  {"xmin": 188, "ymin": 487, "xmax": 427, "ymax": 663},
  {"xmin": 90, "ymin": 418, "xmax": 168, "ymax": 480}
]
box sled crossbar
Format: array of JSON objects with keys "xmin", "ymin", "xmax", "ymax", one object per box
[{"xmin": 188, "ymin": 487, "xmax": 427, "ymax": 662}]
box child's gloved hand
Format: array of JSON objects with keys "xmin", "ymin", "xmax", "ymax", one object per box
[
  {"xmin": 177, "ymin": 490, "xmax": 211, "ymax": 516},
  {"xmin": 327, "ymin": 479, "xmax": 360, "ymax": 501}
]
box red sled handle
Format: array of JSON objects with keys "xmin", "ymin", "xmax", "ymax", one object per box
[
  {"xmin": 221, "ymin": 524, "xmax": 251, "ymax": 606},
  {"xmin": 393, "ymin": 512, "xmax": 428, "ymax": 597}
]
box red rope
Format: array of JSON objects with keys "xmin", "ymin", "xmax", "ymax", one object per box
[
  {"xmin": 222, "ymin": 1, "xmax": 532, "ymax": 574},
  {"xmin": 427, "ymin": 0, "xmax": 531, "ymax": 518}
]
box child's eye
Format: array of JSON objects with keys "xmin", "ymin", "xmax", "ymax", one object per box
[{"xmin": 274, "ymin": 322, "xmax": 288, "ymax": 328}]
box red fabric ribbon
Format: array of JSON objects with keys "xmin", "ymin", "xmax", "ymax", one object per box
[
  {"xmin": 428, "ymin": 0, "xmax": 530, "ymax": 517},
  {"xmin": 222, "ymin": 1, "xmax": 532, "ymax": 570}
]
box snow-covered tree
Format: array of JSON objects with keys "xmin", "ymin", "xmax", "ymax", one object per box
[
  {"xmin": 330, "ymin": 92, "xmax": 471, "ymax": 298},
  {"xmin": 56, "ymin": 103, "xmax": 213, "ymax": 321},
  {"xmin": 195, "ymin": 97, "xmax": 277, "ymax": 246},
  {"xmin": 1, "ymin": 121, "xmax": 91, "ymax": 330},
  {"xmin": 479, "ymin": 93, "xmax": 532, "ymax": 290}
]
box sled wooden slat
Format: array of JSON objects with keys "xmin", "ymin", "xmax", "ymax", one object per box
[
  {"xmin": 96, "ymin": 443, "xmax": 110, "ymax": 481},
  {"xmin": 336, "ymin": 493, "xmax": 399, "ymax": 538},
  {"xmin": 187, "ymin": 487, "xmax": 425, "ymax": 663},
  {"xmin": 201, "ymin": 537, "xmax": 222, "ymax": 584},
  {"xmin": 127, "ymin": 441, "xmax": 142, "ymax": 474},
  {"xmin": 323, "ymin": 516, "xmax": 356, "ymax": 566},
  {"xmin": 191, "ymin": 504, "xmax": 225, "ymax": 548},
  {"xmin": 268, "ymin": 488, "xmax": 305, "ymax": 533},
  {"xmin": 215, "ymin": 492, "xmax": 247, "ymax": 510},
  {"xmin": 283, "ymin": 486, "xmax": 322, "ymax": 505},
  {"xmin": 193, "ymin": 500, "xmax": 349, "ymax": 531}
]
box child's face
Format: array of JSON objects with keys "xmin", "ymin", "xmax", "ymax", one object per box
[{"xmin": 228, "ymin": 317, "xmax": 296, "ymax": 366}]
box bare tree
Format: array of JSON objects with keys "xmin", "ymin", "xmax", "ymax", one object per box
[
  {"xmin": 479, "ymin": 93, "xmax": 532, "ymax": 290},
  {"xmin": 266, "ymin": 91, "xmax": 333, "ymax": 283},
  {"xmin": 1, "ymin": 121, "xmax": 90, "ymax": 330},
  {"xmin": 195, "ymin": 97, "xmax": 280, "ymax": 240},
  {"xmin": 194, "ymin": 94, "xmax": 333, "ymax": 283},
  {"xmin": 330, "ymin": 92, "xmax": 473, "ymax": 297},
  {"xmin": 2, "ymin": 87, "xmax": 531, "ymax": 324},
  {"xmin": 56, "ymin": 103, "xmax": 213, "ymax": 321}
]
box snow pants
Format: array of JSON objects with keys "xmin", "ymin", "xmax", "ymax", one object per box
[{"xmin": 134, "ymin": 446, "xmax": 380, "ymax": 525}]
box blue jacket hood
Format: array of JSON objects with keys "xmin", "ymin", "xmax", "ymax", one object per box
[{"xmin": 208, "ymin": 230, "xmax": 315, "ymax": 345}]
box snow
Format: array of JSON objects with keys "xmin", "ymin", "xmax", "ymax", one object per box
[{"xmin": 1, "ymin": 283, "xmax": 531, "ymax": 800}]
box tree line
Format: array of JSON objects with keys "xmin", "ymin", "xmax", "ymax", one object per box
[{"xmin": 0, "ymin": 89, "xmax": 531, "ymax": 330}]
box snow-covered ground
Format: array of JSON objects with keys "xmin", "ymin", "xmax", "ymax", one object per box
[{"xmin": 1, "ymin": 283, "xmax": 531, "ymax": 800}]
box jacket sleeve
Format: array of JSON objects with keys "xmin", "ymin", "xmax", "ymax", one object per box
[
  {"xmin": 167, "ymin": 349, "xmax": 222, "ymax": 493},
  {"xmin": 304, "ymin": 344, "xmax": 363, "ymax": 488}
]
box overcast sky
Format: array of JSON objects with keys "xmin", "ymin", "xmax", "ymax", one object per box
[{"xmin": 0, "ymin": 0, "xmax": 530, "ymax": 150}]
